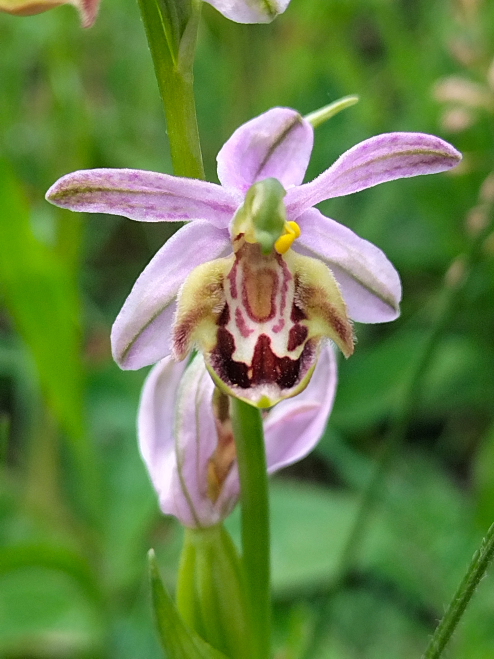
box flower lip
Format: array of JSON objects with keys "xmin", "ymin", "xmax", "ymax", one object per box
[
  {"xmin": 173, "ymin": 238, "xmax": 353, "ymax": 408},
  {"xmin": 206, "ymin": 332, "xmax": 320, "ymax": 409}
]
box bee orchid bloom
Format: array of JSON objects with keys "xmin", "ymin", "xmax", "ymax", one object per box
[
  {"xmin": 0, "ymin": 0, "xmax": 99, "ymax": 26},
  {"xmin": 138, "ymin": 344, "xmax": 337, "ymax": 529},
  {"xmin": 46, "ymin": 107, "xmax": 462, "ymax": 406},
  {"xmin": 204, "ymin": 0, "xmax": 290, "ymax": 23}
]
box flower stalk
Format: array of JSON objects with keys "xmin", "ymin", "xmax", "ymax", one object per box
[
  {"xmin": 137, "ymin": 0, "xmax": 205, "ymax": 179},
  {"xmin": 231, "ymin": 398, "xmax": 271, "ymax": 659}
]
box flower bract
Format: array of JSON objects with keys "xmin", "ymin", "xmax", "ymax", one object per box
[
  {"xmin": 46, "ymin": 107, "xmax": 462, "ymax": 406},
  {"xmin": 138, "ymin": 344, "xmax": 337, "ymax": 528}
]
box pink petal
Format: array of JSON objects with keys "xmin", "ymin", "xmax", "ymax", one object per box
[
  {"xmin": 173, "ymin": 355, "xmax": 230, "ymax": 528},
  {"xmin": 295, "ymin": 208, "xmax": 402, "ymax": 323},
  {"xmin": 112, "ymin": 222, "xmax": 230, "ymax": 370},
  {"xmin": 263, "ymin": 343, "xmax": 337, "ymax": 471},
  {"xmin": 46, "ymin": 168, "xmax": 237, "ymax": 229},
  {"xmin": 286, "ymin": 132, "xmax": 462, "ymax": 216},
  {"xmin": 137, "ymin": 356, "xmax": 188, "ymax": 520},
  {"xmin": 205, "ymin": 0, "xmax": 290, "ymax": 23},
  {"xmin": 76, "ymin": 0, "xmax": 99, "ymax": 27},
  {"xmin": 138, "ymin": 355, "xmax": 237, "ymax": 528},
  {"xmin": 217, "ymin": 108, "xmax": 314, "ymax": 194}
]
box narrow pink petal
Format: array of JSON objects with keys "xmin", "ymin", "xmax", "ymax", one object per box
[
  {"xmin": 205, "ymin": 0, "xmax": 290, "ymax": 23},
  {"xmin": 138, "ymin": 355, "xmax": 233, "ymax": 528},
  {"xmin": 217, "ymin": 108, "xmax": 314, "ymax": 194},
  {"xmin": 263, "ymin": 343, "xmax": 337, "ymax": 471},
  {"xmin": 295, "ymin": 208, "xmax": 401, "ymax": 323},
  {"xmin": 46, "ymin": 168, "xmax": 237, "ymax": 229},
  {"xmin": 172, "ymin": 355, "xmax": 227, "ymax": 528},
  {"xmin": 112, "ymin": 222, "xmax": 230, "ymax": 370},
  {"xmin": 137, "ymin": 356, "xmax": 188, "ymax": 520},
  {"xmin": 286, "ymin": 132, "xmax": 462, "ymax": 216}
]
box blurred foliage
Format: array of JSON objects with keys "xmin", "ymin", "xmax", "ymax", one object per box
[{"xmin": 1, "ymin": 0, "xmax": 494, "ymax": 656}]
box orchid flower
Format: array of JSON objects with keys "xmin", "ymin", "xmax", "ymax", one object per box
[
  {"xmin": 204, "ymin": 0, "xmax": 290, "ymax": 24},
  {"xmin": 138, "ymin": 344, "xmax": 337, "ymax": 529},
  {"xmin": 0, "ymin": 0, "xmax": 99, "ymax": 26},
  {"xmin": 46, "ymin": 107, "xmax": 461, "ymax": 407}
]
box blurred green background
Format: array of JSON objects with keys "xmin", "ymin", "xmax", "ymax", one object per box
[{"xmin": 1, "ymin": 0, "xmax": 494, "ymax": 656}]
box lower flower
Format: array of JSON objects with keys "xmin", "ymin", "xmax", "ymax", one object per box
[{"xmin": 138, "ymin": 344, "xmax": 337, "ymax": 529}]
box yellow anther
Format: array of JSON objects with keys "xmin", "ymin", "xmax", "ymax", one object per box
[
  {"xmin": 286, "ymin": 221, "xmax": 302, "ymax": 238},
  {"xmin": 274, "ymin": 221, "xmax": 302, "ymax": 254},
  {"xmin": 274, "ymin": 234, "xmax": 295, "ymax": 254}
]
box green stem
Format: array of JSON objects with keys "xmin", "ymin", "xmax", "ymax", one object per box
[
  {"xmin": 137, "ymin": 0, "xmax": 205, "ymax": 179},
  {"xmin": 422, "ymin": 522, "xmax": 494, "ymax": 659},
  {"xmin": 231, "ymin": 398, "xmax": 271, "ymax": 659}
]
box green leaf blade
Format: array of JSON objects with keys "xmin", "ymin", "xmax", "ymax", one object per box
[{"xmin": 148, "ymin": 549, "xmax": 228, "ymax": 659}]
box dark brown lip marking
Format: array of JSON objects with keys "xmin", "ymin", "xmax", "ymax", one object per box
[
  {"xmin": 213, "ymin": 327, "xmax": 249, "ymax": 388},
  {"xmin": 210, "ymin": 328, "xmax": 316, "ymax": 392},
  {"xmin": 287, "ymin": 324, "xmax": 308, "ymax": 351}
]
